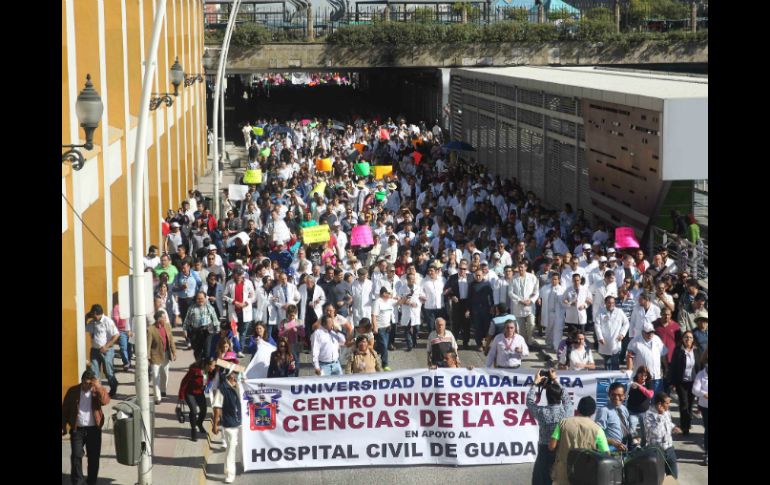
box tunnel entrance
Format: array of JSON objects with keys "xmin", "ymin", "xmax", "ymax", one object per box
[{"xmin": 209, "ymin": 68, "xmax": 445, "ymax": 145}]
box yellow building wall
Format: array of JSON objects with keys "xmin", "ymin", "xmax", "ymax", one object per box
[{"xmin": 62, "ymin": 0, "xmax": 208, "ymax": 400}]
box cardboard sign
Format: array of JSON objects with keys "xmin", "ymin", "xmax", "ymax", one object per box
[
  {"xmin": 353, "ymin": 162, "xmax": 371, "ymax": 177},
  {"xmin": 243, "ymin": 169, "xmax": 262, "ymax": 184},
  {"xmin": 615, "ymin": 227, "xmax": 640, "ymax": 249},
  {"xmin": 350, "ymin": 225, "xmax": 374, "ymax": 247},
  {"xmin": 310, "ymin": 181, "xmax": 326, "ymax": 196},
  {"xmin": 316, "ymin": 158, "xmax": 333, "ymax": 172},
  {"xmin": 353, "ymin": 143, "xmax": 366, "ymax": 154},
  {"xmin": 228, "ymin": 184, "xmax": 249, "ymax": 201},
  {"xmin": 412, "ymin": 151, "xmax": 423, "ymax": 165},
  {"xmin": 302, "ymin": 224, "xmax": 331, "ymax": 244},
  {"xmin": 375, "ymin": 191, "xmax": 387, "ymax": 201},
  {"xmin": 253, "ymin": 126, "xmax": 264, "ymax": 136},
  {"xmin": 374, "ymin": 165, "xmax": 393, "ymax": 180},
  {"xmin": 216, "ymin": 358, "xmax": 245, "ymax": 374},
  {"xmin": 260, "ymin": 147, "xmax": 270, "ymax": 158}
]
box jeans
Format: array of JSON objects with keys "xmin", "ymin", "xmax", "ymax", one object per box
[
  {"xmin": 223, "ymin": 426, "xmax": 239, "ymax": 482},
  {"xmin": 70, "ymin": 426, "xmax": 101, "ymax": 485},
  {"xmin": 601, "ymin": 352, "xmax": 621, "ymax": 370},
  {"xmin": 700, "ymin": 406, "xmax": 708, "ymax": 452},
  {"xmin": 651, "ymin": 379, "xmax": 665, "ymax": 394},
  {"xmin": 89, "ymin": 348, "xmax": 118, "ymax": 395},
  {"xmin": 185, "ymin": 393, "xmax": 207, "ymax": 430},
  {"xmin": 674, "ymin": 381, "xmax": 695, "ymax": 432},
  {"xmin": 235, "ymin": 313, "xmax": 251, "ymax": 348},
  {"xmin": 178, "ymin": 297, "xmax": 194, "ymax": 325},
  {"xmin": 663, "ymin": 446, "xmax": 678, "ymax": 478},
  {"xmin": 403, "ymin": 325, "xmax": 419, "ymax": 350},
  {"xmin": 117, "ymin": 331, "xmax": 132, "ymax": 367},
  {"xmin": 375, "ymin": 327, "xmax": 391, "ymax": 367},
  {"xmin": 628, "ymin": 412, "xmax": 646, "ymax": 447},
  {"xmin": 517, "ymin": 314, "xmax": 536, "ymax": 345},
  {"xmin": 151, "ymin": 354, "xmax": 170, "ymax": 399},
  {"xmin": 319, "ymin": 360, "xmax": 342, "ymax": 376},
  {"xmin": 532, "ymin": 443, "xmax": 555, "ymax": 485},
  {"xmin": 424, "ymin": 308, "xmax": 445, "ymax": 334}
]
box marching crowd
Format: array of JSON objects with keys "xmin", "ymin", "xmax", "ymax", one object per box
[{"xmin": 65, "ymin": 115, "xmax": 708, "ymax": 484}]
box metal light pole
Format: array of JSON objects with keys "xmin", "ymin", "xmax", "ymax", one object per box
[
  {"xmin": 212, "ymin": 0, "xmax": 242, "ymax": 220},
  {"xmin": 131, "ymin": 1, "xmax": 168, "ymax": 484}
]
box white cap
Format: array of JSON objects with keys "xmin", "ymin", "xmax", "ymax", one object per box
[
  {"xmin": 171, "ymin": 222, "xmax": 181, "ymax": 228},
  {"xmin": 642, "ymin": 322, "xmax": 655, "ymax": 333},
  {"xmin": 599, "ymin": 256, "xmax": 608, "ymax": 262},
  {"xmin": 582, "ymin": 243, "xmax": 592, "ymax": 250},
  {"xmin": 208, "ymin": 244, "xmax": 217, "ymax": 251},
  {"xmin": 608, "ymin": 256, "xmax": 617, "ymax": 262},
  {"xmin": 607, "ymin": 247, "xmax": 616, "ymax": 253}
]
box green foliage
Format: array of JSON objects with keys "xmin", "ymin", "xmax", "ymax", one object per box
[
  {"xmin": 503, "ymin": 7, "xmax": 530, "ymax": 22},
  {"xmin": 204, "ymin": 29, "xmax": 225, "ymax": 45},
  {"xmin": 585, "ymin": 7, "xmax": 612, "ymax": 21},
  {"xmin": 628, "ymin": 0, "xmax": 690, "ymax": 22},
  {"xmin": 229, "ymin": 23, "xmax": 272, "ymax": 46},
  {"xmin": 324, "ymin": 21, "xmax": 708, "ymax": 45},
  {"xmin": 412, "ymin": 7, "xmax": 437, "ymax": 24},
  {"xmin": 547, "ymin": 9, "xmax": 575, "ymax": 21}
]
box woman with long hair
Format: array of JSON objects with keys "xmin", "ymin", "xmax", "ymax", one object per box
[
  {"xmin": 669, "ymin": 331, "xmax": 702, "ymax": 435},
  {"xmin": 627, "ymin": 365, "xmax": 654, "ymax": 446},
  {"xmin": 267, "ymin": 337, "xmax": 296, "ymax": 378}
]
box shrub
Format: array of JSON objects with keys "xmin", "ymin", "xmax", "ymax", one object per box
[{"xmin": 229, "ymin": 23, "xmax": 272, "ymax": 46}]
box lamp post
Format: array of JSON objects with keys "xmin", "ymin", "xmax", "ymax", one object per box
[
  {"xmin": 212, "ymin": 0, "xmax": 242, "ymax": 220},
  {"xmin": 149, "ymin": 56, "xmax": 184, "ymax": 110},
  {"xmin": 130, "ymin": 1, "xmax": 168, "ymax": 484},
  {"xmin": 62, "ymin": 74, "xmax": 104, "ymax": 171}
]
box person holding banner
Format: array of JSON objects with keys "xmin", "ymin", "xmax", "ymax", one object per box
[
  {"xmin": 527, "ymin": 368, "xmax": 572, "ymax": 485},
  {"xmin": 312, "ymin": 315, "xmax": 347, "ymax": 376},
  {"xmin": 372, "ymin": 287, "xmax": 396, "ymax": 371},
  {"xmin": 211, "ymin": 362, "xmax": 243, "ymax": 484},
  {"xmin": 342, "ymin": 335, "xmax": 383, "ymax": 374}
]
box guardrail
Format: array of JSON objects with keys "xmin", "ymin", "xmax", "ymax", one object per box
[{"xmin": 650, "ymin": 226, "xmax": 708, "ymax": 283}]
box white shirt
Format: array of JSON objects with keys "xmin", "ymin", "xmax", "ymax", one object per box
[
  {"xmin": 143, "ymin": 256, "xmax": 160, "ymax": 271},
  {"xmin": 485, "ymin": 333, "xmax": 529, "ymax": 368},
  {"xmin": 372, "ymin": 297, "xmax": 395, "ymax": 328},
  {"xmin": 629, "ymin": 304, "xmax": 661, "ymax": 338},
  {"xmin": 311, "ymin": 328, "xmax": 346, "ymax": 368},
  {"xmin": 421, "ymin": 276, "xmax": 445, "ymax": 310},
  {"xmin": 86, "ymin": 315, "xmax": 119, "ymax": 349},
  {"xmin": 594, "ymin": 308, "xmax": 630, "ymax": 356},
  {"xmin": 559, "ymin": 345, "xmax": 595, "ymax": 370},
  {"xmin": 457, "ymin": 274, "xmax": 469, "ymax": 299},
  {"xmin": 77, "ymin": 388, "xmax": 96, "ymax": 427},
  {"xmin": 562, "ymin": 285, "xmax": 592, "ymax": 324},
  {"xmin": 627, "ymin": 335, "xmax": 668, "ymax": 379},
  {"xmin": 351, "ymin": 278, "xmax": 374, "ymax": 323},
  {"xmin": 692, "ymin": 368, "xmax": 709, "ymax": 408},
  {"xmin": 683, "ymin": 348, "xmax": 696, "ymax": 382}
]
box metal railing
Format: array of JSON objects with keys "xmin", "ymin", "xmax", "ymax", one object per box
[{"xmin": 650, "ymin": 226, "xmax": 708, "ymax": 283}]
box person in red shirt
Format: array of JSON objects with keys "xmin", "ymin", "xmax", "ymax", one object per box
[
  {"xmin": 179, "ymin": 358, "xmax": 208, "ymax": 441},
  {"xmin": 654, "ymin": 307, "xmax": 681, "ymax": 364}
]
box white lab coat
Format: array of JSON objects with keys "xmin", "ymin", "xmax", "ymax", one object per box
[
  {"xmin": 397, "ymin": 283, "xmax": 425, "ymax": 327},
  {"xmin": 298, "ymin": 284, "xmax": 326, "ymax": 324},
  {"xmin": 271, "ymin": 283, "xmax": 301, "ymax": 323},
  {"xmin": 223, "ymin": 279, "xmax": 256, "ymax": 322},
  {"xmin": 629, "ymin": 304, "xmax": 661, "ymax": 339},
  {"xmin": 562, "ymin": 284, "xmax": 592, "ymax": 325},
  {"xmin": 594, "ymin": 308, "xmax": 630, "ymax": 356},
  {"xmin": 589, "ymin": 281, "xmax": 618, "ymax": 321},
  {"xmin": 509, "ymin": 273, "xmax": 540, "ymax": 318},
  {"xmin": 540, "ymin": 283, "xmax": 567, "ymax": 347},
  {"xmin": 351, "ymin": 278, "xmax": 374, "ymax": 326}
]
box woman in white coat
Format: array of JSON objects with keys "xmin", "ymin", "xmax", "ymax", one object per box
[
  {"xmin": 539, "ymin": 272, "xmax": 567, "ymax": 350},
  {"xmin": 298, "ymin": 275, "xmax": 327, "ymax": 337},
  {"xmin": 223, "ymin": 270, "xmax": 256, "ymax": 347},
  {"xmin": 201, "ymin": 272, "xmax": 225, "ymax": 319}
]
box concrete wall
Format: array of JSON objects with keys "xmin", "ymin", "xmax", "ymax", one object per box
[{"xmin": 203, "ymin": 41, "xmax": 708, "ymax": 71}]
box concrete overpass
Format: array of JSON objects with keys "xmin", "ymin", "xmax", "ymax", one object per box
[{"xmin": 203, "ymin": 40, "xmax": 708, "ymax": 72}]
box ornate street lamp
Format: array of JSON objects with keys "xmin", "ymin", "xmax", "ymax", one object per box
[
  {"xmin": 149, "ymin": 56, "xmax": 184, "ymax": 110},
  {"xmin": 62, "ymin": 74, "xmax": 104, "ymax": 171}
]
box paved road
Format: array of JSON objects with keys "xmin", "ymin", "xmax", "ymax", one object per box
[{"xmin": 204, "ymin": 328, "xmax": 708, "ymax": 485}]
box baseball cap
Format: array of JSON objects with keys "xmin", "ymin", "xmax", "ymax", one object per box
[
  {"xmin": 608, "ymin": 256, "xmax": 617, "ymax": 262},
  {"xmin": 543, "ymin": 249, "xmax": 554, "ymax": 258},
  {"xmin": 599, "ymin": 256, "xmax": 608, "ymax": 263},
  {"xmin": 582, "ymin": 243, "xmax": 592, "ymax": 250},
  {"xmin": 694, "ymin": 311, "xmax": 708, "ymax": 322},
  {"xmin": 208, "ymin": 244, "xmax": 217, "ymax": 251},
  {"xmin": 642, "ymin": 322, "xmax": 655, "ymax": 333},
  {"xmin": 607, "ymin": 247, "xmax": 616, "ymax": 254},
  {"xmin": 171, "ymin": 222, "xmax": 181, "ymax": 228}
]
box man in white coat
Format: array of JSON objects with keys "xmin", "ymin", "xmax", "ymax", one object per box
[
  {"xmin": 629, "ymin": 293, "xmax": 661, "ymax": 339},
  {"xmin": 397, "ymin": 272, "xmax": 426, "ymax": 352},
  {"xmin": 350, "ymin": 268, "xmax": 374, "ymax": 327},
  {"xmin": 594, "ymin": 295, "xmax": 629, "ymax": 370},
  {"xmin": 222, "ymin": 270, "xmax": 256, "ymax": 355},
  {"xmin": 298, "ymin": 274, "xmax": 327, "ymax": 335},
  {"xmin": 589, "ymin": 269, "xmax": 618, "ymax": 323},
  {"xmin": 509, "ymin": 261, "xmax": 540, "ymax": 347},
  {"xmin": 271, "ymin": 271, "xmax": 301, "ymax": 325},
  {"xmin": 539, "ymin": 272, "xmax": 567, "ymax": 350},
  {"xmin": 562, "ymin": 273, "xmax": 592, "ymax": 335}
]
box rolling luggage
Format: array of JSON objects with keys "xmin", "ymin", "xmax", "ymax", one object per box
[{"xmin": 624, "ymin": 446, "xmax": 667, "ymax": 485}]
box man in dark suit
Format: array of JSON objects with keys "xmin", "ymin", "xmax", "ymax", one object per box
[
  {"xmin": 444, "ymin": 259, "xmax": 472, "ymax": 348},
  {"xmin": 468, "ymin": 268, "xmax": 495, "ymax": 352}
]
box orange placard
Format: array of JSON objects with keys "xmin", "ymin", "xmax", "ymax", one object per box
[
  {"xmin": 315, "ymin": 158, "xmax": 333, "ymax": 172},
  {"xmin": 353, "ymin": 143, "xmax": 366, "ymax": 154},
  {"xmin": 374, "ymin": 165, "xmax": 393, "ymax": 180}
]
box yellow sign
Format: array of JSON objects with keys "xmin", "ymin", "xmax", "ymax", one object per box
[
  {"xmin": 310, "ymin": 181, "xmax": 326, "ymax": 196},
  {"xmin": 243, "ymin": 169, "xmax": 262, "ymax": 184},
  {"xmin": 374, "ymin": 165, "xmax": 393, "ymax": 180},
  {"xmin": 302, "ymin": 224, "xmax": 330, "ymax": 244}
]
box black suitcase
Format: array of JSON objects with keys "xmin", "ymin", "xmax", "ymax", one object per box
[
  {"xmin": 624, "ymin": 446, "xmax": 667, "ymax": 485},
  {"xmin": 567, "ymin": 448, "xmax": 623, "ymax": 485}
]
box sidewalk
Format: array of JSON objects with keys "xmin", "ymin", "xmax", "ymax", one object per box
[{"xmin": 62, "ymin": 144, "xmax": 246, "ymax": 485}]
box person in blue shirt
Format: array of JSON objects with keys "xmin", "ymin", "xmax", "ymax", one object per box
[
  {"xmin": 693, "ymin": 315, "xmax": 708, "ymax": 351},
  {"xmin": 173, "ymin": 261, "xmax": 202, "ymax": 322},
  {"xmin": 595, "ymin": 382, "xmax": 637, "ymax": 453}
]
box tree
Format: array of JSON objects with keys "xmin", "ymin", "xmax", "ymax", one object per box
[
  {"xmin": 413, "ymin": 6, "xmax": 436, "ymax": 24},
  {"xmin": 503, "ymin": 7, "xmax": 530, "ymax": 22}
]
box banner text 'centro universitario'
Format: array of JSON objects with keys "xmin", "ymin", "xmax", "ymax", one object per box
[{"xmin": 239, "ymin": 368, "xmax": 627, "ymax": 471}]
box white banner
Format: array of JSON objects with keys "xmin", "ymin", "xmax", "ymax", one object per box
[{"xmin": 239, "ymin": 369, "xmax": 627, "ymax": 471}]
